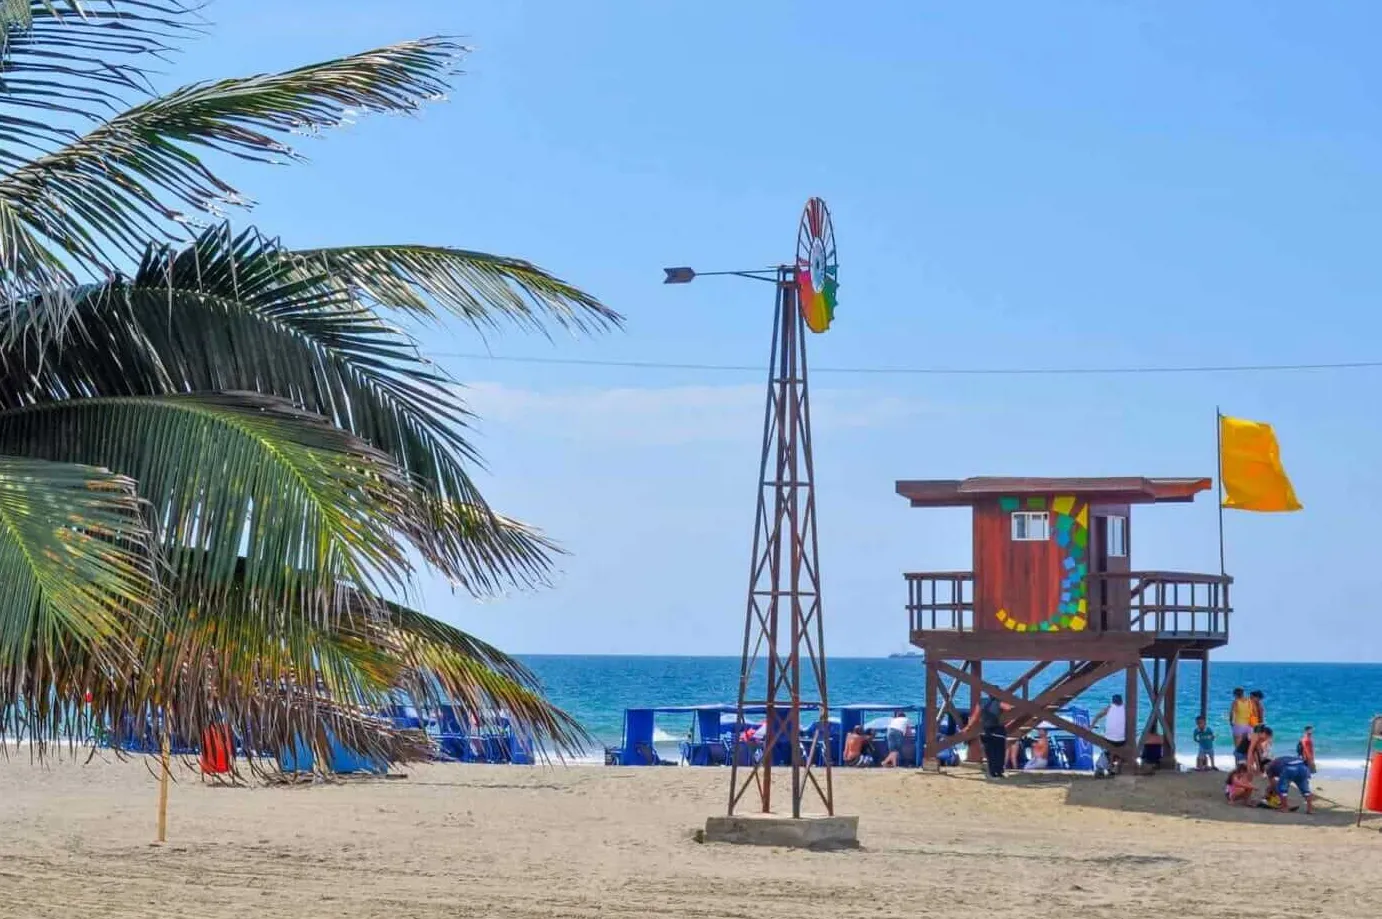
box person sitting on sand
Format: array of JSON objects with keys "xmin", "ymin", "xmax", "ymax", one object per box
[
  {"xmin": 1297, "ymin": 726, "xmax": 1317, "ymax": 774},
  {"xmin": 1006, "ymin": 734, "xmax": 1022, "ymax": 771},
  {"xmin": 1022, "ymin": 728, "xmax": 1051, "ymax": 771},
  {"xmin": 1138, "ymin": 731, "xmax": 1165, "ymax": 774},
  {"xmin": 1093, "ymin": 694, "xmax": 1128, "ymax": 774},
  {"xmin": 1193, "ymin": 715, "xmax": 1217, "ymax": 771},
  {"xmin": 843, "ymin": 725, "xmax": 869, "ymax": 767},
  {"xmin": 1224, "ymin": 763, "xmax": 1254, "ymax": 805},
  {"xmin": 881, "ymin": 710, "xmax": 911, "ymax": 768},
  {"xmin": 1265, "ymin": 754, "xmax": 1315, "ymax": 815}
]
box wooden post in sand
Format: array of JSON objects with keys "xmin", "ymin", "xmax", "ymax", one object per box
[{"xmin": 155, "ymin": 729, "xmax": 170, "ymax": 844}]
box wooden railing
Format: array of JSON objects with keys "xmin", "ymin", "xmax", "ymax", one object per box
[
  {"xmin": 1091, "ymin": 570, "xmax": 1233, "ymax": 638},
  {"xmin": 904, "ymin": 570, "xmax": 1232, "ymax": 638},
  {"xmin": 905, "ymin": 572, "xmax": 974, "ymax": 632}
]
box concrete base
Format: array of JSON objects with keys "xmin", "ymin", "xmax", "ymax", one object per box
[{"xmin": 700, "ymin": 813, "xmax": 860, "ymax": 850}]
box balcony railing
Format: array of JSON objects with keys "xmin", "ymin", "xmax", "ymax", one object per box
[
  {"xmin": 1094, "ymin": 570, "xmax": 1233, "ymax": 639},
  {"xmin": 905, "ymin": 572, "xmax": 974, "ymax": 633},
  {"xmin": 904, "ymin": 570, "xmax": 1232, "ymax": 639}
]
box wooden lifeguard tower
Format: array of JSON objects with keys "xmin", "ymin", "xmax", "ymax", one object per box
[{"xmin": 898, "ymin": 476, "xmax": 1233, "ymax": 768}]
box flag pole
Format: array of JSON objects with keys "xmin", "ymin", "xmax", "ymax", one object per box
[{"xmin": 1216, "ymin": 406, "xmax": 1226, "ymax": 576}]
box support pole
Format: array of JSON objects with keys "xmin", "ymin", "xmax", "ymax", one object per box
[
  {"xmin": 1163, "ymin": 655, "xmax": 1179, "ymax": 767},
  {"xmin": 967, "ymin": 661, "xmax": 984, "ymax": 764},
  {"xmin": 1199, "ymin": 652, "xmax": 1210, "ymax": 720},
  {"xmin": 1124, "ymin": 663, "xmax": 1139, "ymax": 764},
  {"xmin": 156, "ymin": 727, "xmax": 170, "ymax": 845},
  {"xmin": 923, "ymin": 659, "xmax": 939, "ymax": 769},
  {"xmin": 1216, "ymin": 407, "xmax": 1226, "ymax": 576}
]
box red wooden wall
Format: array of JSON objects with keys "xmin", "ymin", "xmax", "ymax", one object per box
[{"xmin": 972, "ymin": 495, "xmax": 1095, "ymax": 633}]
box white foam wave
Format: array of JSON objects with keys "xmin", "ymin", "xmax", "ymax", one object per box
[{"xmin": 1173, "ymin": 751, "xmax": 1365, "ymax": 775}]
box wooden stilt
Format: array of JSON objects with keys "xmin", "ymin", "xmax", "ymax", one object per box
[
  {"xmin": 1199, "ymin": 651, "xmax": 1210, "ymax": 719},
  {"xmin": 923, "ymin": 659, "xmax": 939, "ymax": 769},
  {"xmin": 155, "ymin": 730, "xmax": 170, "ymax": 845},
  {"xmin": 1123, "ymin": 663, "xmax": 1139, "ymax": 763},
  {"xmin": 1163, "ymin": 654, "xmax": 1179, "ymax": 766}
]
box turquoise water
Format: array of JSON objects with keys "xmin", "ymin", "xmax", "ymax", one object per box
[{"xmin": 523, "ymin": 655, "xmax": 1382, "ymax": 772}]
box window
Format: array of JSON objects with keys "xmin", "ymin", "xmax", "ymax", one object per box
[
  {"xmin": 1011, "ymin": 511, "xmax": 1049, "ymax": 541},
  {"xmin": 1107, "ymin": 515, "xmax": 1128, "ymax": 558}
]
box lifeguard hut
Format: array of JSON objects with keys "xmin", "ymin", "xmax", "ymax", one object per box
[{"xmin": 898, "ymin": 476, "xmax": 1232, "ymax": 768}]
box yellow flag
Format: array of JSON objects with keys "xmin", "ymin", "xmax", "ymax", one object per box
[{"xmin": 1219, "ymin": 415, "xmax": 1302, "ymax": 512}]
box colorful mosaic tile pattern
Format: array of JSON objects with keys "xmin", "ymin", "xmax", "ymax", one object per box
[{"xmin": 994, "ymin": 494, "xmax": 1088, "ymax": 632}]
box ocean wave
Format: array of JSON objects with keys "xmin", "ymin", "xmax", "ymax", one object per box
[{"xmin": 1173, "ymin": 751, "xmax": 1364, "ymax": 774}]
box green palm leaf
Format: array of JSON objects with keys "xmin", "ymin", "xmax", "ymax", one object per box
[
  {"xmin": 0, "ymin": 392, "xmax": 416, "ymax": 605},
  {"xmin": 0, "ymin": 453, "xmax": 156, "ymax": 747},
  {"xmin": 0, "ymin": 225, "xmax": 582, "ymax": 592},
  {"xmin": 128, "ymin": 568, "xmax": 586, "ymax": 768},
  {"xmin": 284, "ymin": 245, "xmax": 623, "ymax": 336},
  {"xmin": 0, "ymin": 33, "xmax": 463, "ymax": 292}
]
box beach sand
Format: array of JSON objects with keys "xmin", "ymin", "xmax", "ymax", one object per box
[{"xmin": 0, "ymin": 757, "xmax": 1378, "ymax": 918}]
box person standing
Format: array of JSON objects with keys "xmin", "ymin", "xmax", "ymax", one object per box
[
  {"xmin": 1193, "ymin": 715, "xmax": 1217, "ymax": 771},
  {"xmin": 1249, "ymin": 690, "xmax": 1266, "ymax": 729},
  {"xmin": 1297, "ymin": 725, "xmax": 1317, "ymax": 774},
  {"xmin": 881, "ymin": 710, "xmax": 910, "ymax": 768},
  {"xmin": 966, "ymin": 695, "xmax": 1008, "ymax": 778},
  {"xmin": 1229, "ymin": 687, "xmax": 1254, "ymax": 746}
]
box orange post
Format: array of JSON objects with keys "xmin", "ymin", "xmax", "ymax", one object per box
[{"xmin": 1364, "ymin": 751, "xmax": 1382, "ymax": 814}]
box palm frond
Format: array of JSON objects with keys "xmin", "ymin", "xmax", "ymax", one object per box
[
  {"xmin": 0, "ymin": 3, "xmax": 197, "ymax": 153},
  {"xmin": 0, "ymin": 392, "xmax": 416, "ymax": 607},
  {"xmin": 122, "ymin": 569, "xmax": 585, "ymax": 769},
  {"xmin": 284, "ymin": 245, "xmax": 623, "ymax": 336},
  {"xmin": 0, "ymin": 453, "xmax": 157, "ymax": 748},
  {"xmin": 0, "ymin": 36, "xmax": 465, "ymax": 288},
  {"xmin": 0, "ymin": 224, "xmax": 573, "ymax": 593},
  {"xmin": 377, "ymin": 601, "xmax": 588, "ymax": 758}
]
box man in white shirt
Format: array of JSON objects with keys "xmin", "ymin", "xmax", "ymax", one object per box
[
  {"xmin": 882, "ymin": 711, "xmax": 911, "ymax": 767},
  {"xmin": 1095, "ymin": 694, "xmax": 1128, "ymax": 775}
]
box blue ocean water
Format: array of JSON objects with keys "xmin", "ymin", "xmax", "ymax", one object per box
[{"xmin": 523, "ymin": 655, "xmax": 1382, "ymax": 772}]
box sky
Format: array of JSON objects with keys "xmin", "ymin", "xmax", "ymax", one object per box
[{"xmin": 176, "ymin": 1, "xmax": 1382, "ymax": 661}]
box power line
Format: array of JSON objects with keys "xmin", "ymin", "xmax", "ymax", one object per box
[{"xmin": 436, "ymin": 352, "xmax": 1382, "ymax": 377}]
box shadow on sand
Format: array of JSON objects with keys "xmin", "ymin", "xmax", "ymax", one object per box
[{"xmin": 934, "ymin": 764, "xmax": 1371, "ymax": 829}]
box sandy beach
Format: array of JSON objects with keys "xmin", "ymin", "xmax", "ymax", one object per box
[{"xmin": 0, "ymin": 757, "xmax": 1376, "ymax": 918}]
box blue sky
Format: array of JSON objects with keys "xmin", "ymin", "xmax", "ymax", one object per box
[{"xmin": 187, "ymin": 2, "xmax": 1380, "ymax": 660}]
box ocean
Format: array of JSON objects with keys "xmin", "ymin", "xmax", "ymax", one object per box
[{"xmin": 523, "ymin": 655, "xmax": 1382, "ymax": 774}]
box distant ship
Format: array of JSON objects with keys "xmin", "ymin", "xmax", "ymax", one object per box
[{"xmin": 887, "ymin": 650, "xmax": 923, "ymax": 659}]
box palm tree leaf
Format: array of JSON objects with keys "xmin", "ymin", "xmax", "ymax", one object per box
[
  {"xmin": 0, "ymin": 453, "xmax": 157, "ymax": 748},
  {"xmin": 0, "ymin": 3, "xmax": 196, "ymax": 146},
  {"xmin": 0, "ymin": 36, "xmax": 465, "ymax": 289},
  {"xmin": 0, "ymin": 225, "xmax": 573, "ymax": 592},
  {"xmin": 283, "ymin": 245, "xmax": 623, "ymax": 336},
  {"xmin": 0, "ymin": 391, "xmax": 416, "ymax": 607},
  {"xmin": 125, "ymin": 568, "xmax": 585, "ymax": 769},
  {"xmin": 374, "ymin": 600, "xmax": 588, "ymax": 759}
]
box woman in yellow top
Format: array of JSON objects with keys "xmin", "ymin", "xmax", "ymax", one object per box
[{"xmin": 1229, "ymin": 687, "xmax": 1255, "ymax": 747}]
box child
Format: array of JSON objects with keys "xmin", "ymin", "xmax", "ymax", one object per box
[
  {"xmin": 1224, "ymin": 763, "xmax": 1254, "ymax": 805},
  {"xmin": 1297, "ymin": 726, "xmax": 1317, "ymax": 774},
  {"xmin": 1193, "ymin": 715, "xmax": 1217, "ymax": 771}
]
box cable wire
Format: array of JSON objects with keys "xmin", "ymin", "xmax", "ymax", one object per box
[{"xmin": 436, "ymin": 352, "xmax": 1382, "ymax": 377}]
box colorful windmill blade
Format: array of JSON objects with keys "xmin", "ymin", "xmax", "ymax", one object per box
[{"xmin": 795, "ymin": 197, "xmax": 839, "ymax": 333}]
